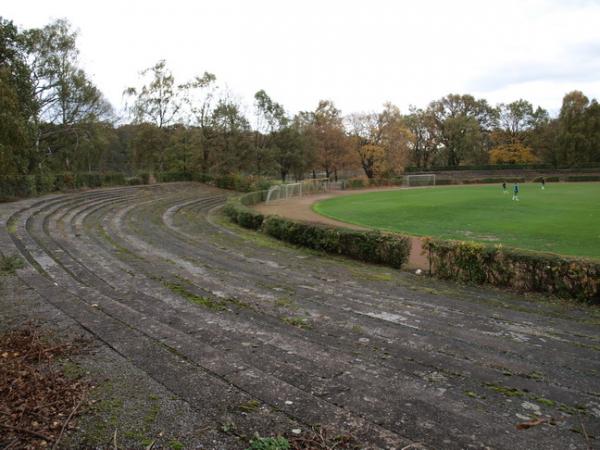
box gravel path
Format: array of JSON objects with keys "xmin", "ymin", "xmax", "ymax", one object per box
[{"xmin": 1, "ymin": 182, "xmax": 599, "ymax": 449}]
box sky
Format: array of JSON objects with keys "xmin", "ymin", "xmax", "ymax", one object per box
[{"xmin": 4, "ymin": 0, "xmax": 600, "ymax": 117}]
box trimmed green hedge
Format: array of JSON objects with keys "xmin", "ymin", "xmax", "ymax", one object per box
[
  {"xmin": 0, "ymin": 172, "xmax": 128, "ymax": 199},
  {"xmin": 223, "ymin": 193, "xmax": 410, "ymax": 268},
  {"xmin": 565, "ymin": 175, "xmax": 600, "ymax": 182},
  {"xmin": 462, "ymin": 177, "xmax": 526, "ymax": 184},
  {"xmin": 262, "ymin": 216, "xmax": 410, "ymax": 268},
  {"xmin": 225, "ymin": 191, "xmax": 600, "ymax": 301},
  {"xmin": 405, "ymin": 163, "xmax": 600, "ymax": 172},
  {"xmin": 422, "ymin": 238, "xmax": 600, "ymax": 302}
]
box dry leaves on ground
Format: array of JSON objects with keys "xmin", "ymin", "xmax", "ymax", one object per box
[{"xmin": 0, "ymin": 324, "xmax": 90, "ymax": 449}]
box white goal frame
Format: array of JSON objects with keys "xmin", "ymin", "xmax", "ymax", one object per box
[
  {"xmin": 405, "ymin": 174, "xmax": 436, "ymax": 187},
  {"xmin": 265, "ymin": 178, "xmax": 331, "ymax": 203}
]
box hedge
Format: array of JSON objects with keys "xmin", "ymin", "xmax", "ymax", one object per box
[
  {"xmin": 405, "ymin": 162, "xmax": 600, "ymax": 172},
  {"xmin": 1, "ymin": 173, "xmax": 126, "ymax": 199},
  {"xmin": 565, "ymin": 175, "xmax": 600, "ymax": 182},
  {"xmin": 225, "ymin": 191, "xmax": 600, "ymax": 301},
  {"xmin": 0, "ymin": 171, "xmax": 271, "ymax": 200},
  {"xmin": 223, "ymin": 192, "xmax": 410, "ymax": 268},
  {"xmin": 422, "ymin": 238, "xmax": 600, "ymax": 302}
]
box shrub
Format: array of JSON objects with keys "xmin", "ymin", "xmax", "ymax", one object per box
[
  {"xmin": 261, "ymin": 216, "xmax": 410, "ymax": 268},
  {"xmin": 101, "ymin": 172, "xmax": 126, "ymax": 186},
  {"xmin": 223, "ymin": 193, "xmax": 266, "ymax": 230},
  {"xmin": 565, "ymin": 175, "xmax": 600, "ymax": 182},
  {"xmin": 346, "ymin": 177, "xmax": 367, "ymax": 189},
  {"xmin": 127, "ymin": 176, "xmax": 142, "ymax": 186},
  {"xmin": 35, "ymin": 174, "xmax": 55, "ymax": 193},
  {"xmin": 246, "ymin": 436, "xmax": 290, "ymax": 450},
  {"xmin": 422, "ymin": 238, "xmax": 600, "ymax": 302},
  {"xmin": 533, "ymin": 176, "xmax": 560, "ymax": 183},
  {"xmin": 139, "ymin": 172, "xmax": 152, "ymax": 184}
]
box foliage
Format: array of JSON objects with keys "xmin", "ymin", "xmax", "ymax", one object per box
[
  {"xmin": 489, "ymin": 143, "xmax": 538, "ymax": 164},
  {"xmin": 0, "ymin": 254, "xmax": 24, "ymax": 274},
  {"xmin": 261, "ymin": 216, "xmax": 410, "ymax": 269},
  {"xmin": 0, "ymin": 172, "xmax": 128, "ymax": 199},
  {"xmin": 423, "ymin": 238, "xmax": 600, "ymax": 302},
  {"xmin": 346, "ymin": 103, "xmax": 412, "ymax": 178},
  {"xmin": 225, "ymin": 193, "xmax": 410, "ymax": 268},
  {"xmin": 246, "ymin": 436, "xmax": 290, "ymax": 450}
]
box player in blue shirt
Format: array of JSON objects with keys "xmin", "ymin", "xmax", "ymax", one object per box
[{"xmin": 512, "ymin": 183, "xmax": 520, "ymax": 201}]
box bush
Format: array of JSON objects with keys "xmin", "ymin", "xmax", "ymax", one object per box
[
  {"xmin": 35, "ymin": 174, "xmax": 55, "ymax": 193},
  {"xmin": 261, "ymin": 216, "xmax": 410, "ymax": 268},
  {"xmin": 223, "ymin": 192, "xmax": 266, "ymax": 230},
  {"xmin": 462, "ymin": 177, "xmax": 526, "ymax": 184},
  {"xmin": 214, "ymin": 174, "xmax": 272, "ymax": 192},
  {"xmin": 422, "ymin": 238, "xmax": 600, "ymax": 302},
  {"xmin": 533, "ymin": 176, "xmax": 560, "ymax": 182},
  {"xmin": 156, "ymin": 171, "xmax": 193, "ymax": 182},
  {"xmin": 192, "ymin": 173, "xmax": 213, "ymax": 183},
  {"xmin": 224, "ymin": 192, "xmax": 410, "ymax": 269},
  {"xmin": 565, "ymin": 175, "xmax": 600, "ymax": 182},
  {"xmin": 101, "ymin": 172, "xmax": 126, "ymax": 186},
  {"xmin": 139, "ymin": 172, "xmax": 152, "ymax": 184},
  {"xmin": 345, "ymin": 177, "xmax": 367, "ymax": 189}
]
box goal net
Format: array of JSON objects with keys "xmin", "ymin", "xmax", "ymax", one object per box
[
  {"xmin": 265, "ymin": 179, "xmax": 330, "ymax": 203},
  {"xmin": 405, "ymin": 174, "xmax": 436, "ymax": 187}
]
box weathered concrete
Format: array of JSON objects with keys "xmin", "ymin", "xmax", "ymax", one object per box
[{"xmin": 1, "ymin": 182, "xmax": 599, "ymax": 449}]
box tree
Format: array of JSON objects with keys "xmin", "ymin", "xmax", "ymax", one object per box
[
  {"xmin": 180, "ymin": 71, "xmax": 218, "ymax": 174},
  {"xmin": 556, "ymin": 91, "xmax": 598, "ymax": 165},
  {"xmin": 25, "ymin": 19, "xmax": 112, "ymax": 171},
  {"xmin": 125, "ymin": 60, "xmax": 181, "ymax": 171},
  {"xmin": 346, "ymin": 103, "xmax": 411, "ymax": 178},
  {"xmin": 404, "ymin": 106, "xmax": 439, "ymax": 169},
  {"xmin": 272, "ymin": 125, "xmax": 304, "ymax": 182},
  {"xmin": 253, "ymin": 89, "xmax": 288, "ymax": 175},
  {"xmin": 429, "ymin": 94, "xmax": 497, "ymax": 166},
  {"xmin": 125, "ymin": 60, "xmax": 181, "ymax": 128},
  {"xmin": 311, "ymin": 100, "xmax": 351, "ymax": 180},
  {"xmin": 489, "ymin": 143, "xmax": 538, "ymax": 164},
  {"xmin": 0, "ymin": 18, "xmax": 36, "ymax": 174},
  {"xmin": 209, "ymin": 96, "xmax": 251, "ymax": 174}
]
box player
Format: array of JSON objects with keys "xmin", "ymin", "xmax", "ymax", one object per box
[
  {"xmin": 512, "ymin": 183, "xmax": 520, "ymax": 201},
  {"xmin": 540, "ymin": 177, "xmax": 545, "ymax": 190},
  {"xmin": 502, "ymin": 181, "xmax": 507, "ymax": 194}
]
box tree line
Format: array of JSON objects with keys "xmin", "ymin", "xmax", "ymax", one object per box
[{"xmin": 2, "ymin": 17, "xmax": 600, "ymax": 183}]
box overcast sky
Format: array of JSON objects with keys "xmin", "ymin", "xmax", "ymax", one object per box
[{"xmin": 4, "ymin": 0, "xmax": 600, "ymax": 117}]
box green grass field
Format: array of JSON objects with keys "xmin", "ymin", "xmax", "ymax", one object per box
[{"xmin": 313, "ymin": 183, "xmax": 600, "ymax": 260}]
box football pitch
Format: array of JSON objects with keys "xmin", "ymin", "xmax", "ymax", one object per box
[{"xmin": 313, "ymin": 182, "xmax": 600, "ymax": 260}]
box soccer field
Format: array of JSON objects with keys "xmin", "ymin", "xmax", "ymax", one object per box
[{"xmin": 313, "ymin": 182, "xmax": 600, "ymax": 260}]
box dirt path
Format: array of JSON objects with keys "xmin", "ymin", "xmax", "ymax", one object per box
[
  {"xmin": 1, "ymin": 183, "xmax": 599, "ymax": 449},
  {"xmin": 254, "ymin": 188, "xmax": 428, "ymax": 270}
]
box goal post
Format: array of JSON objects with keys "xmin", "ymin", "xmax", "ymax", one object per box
[
  {"xmin": 265, "ymin": 178, "xmax": 330, "ymax": 203},
  {"xmin": 404, "ymin": 174, "xmax": 436, "ymax": 187}
]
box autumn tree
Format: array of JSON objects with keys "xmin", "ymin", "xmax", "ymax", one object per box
[
  {"xmin": 253, "ymin": 89, "xmax": 287, "ymax": 175},
  {"xmin": 404, "ymin": 106, "xmax": 439, "ymax": 169},
  {"xmin": 555, "ymin": 91, "xmax": 600, "ymax": 165},
  {"xmin": 23, "ymin": 19, "xmax": 112, "ymax": 172},
  {"xmin": 311, "ymin": 100, "xmax": 351, "ymax": 180},
  {"xmin": 209, "ymin": 96, "xmax": 251, "ymax": 174},
  {"xmin": 0, "ymin": 18, "xmax": 36, "ymax": 174},
  {"xmin": 125, "ymin": 60, "xmax": 181, "ymax": 172},
  {"xmin": 429, "ymin": 94, "xmax": 497, "ymax": 166},
  {"xmin": 346, "ymin": 103, "xmax": 411, "ymax": 178},
  {"xmin": 489, "ymin": 143, "xmax": 538, "ymax": 164},
  {"xmin": 180, "ymin": 71, "xmax": 218, "ymax": 174}
]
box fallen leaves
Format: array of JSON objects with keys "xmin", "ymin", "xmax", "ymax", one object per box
[
  {"xmin": 0, "ymin": 324, "xmax": 90, "ymax": 449},
  {"xmin": 515, "ymin": 416, "xmax": 552, "ymax": 430}
]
